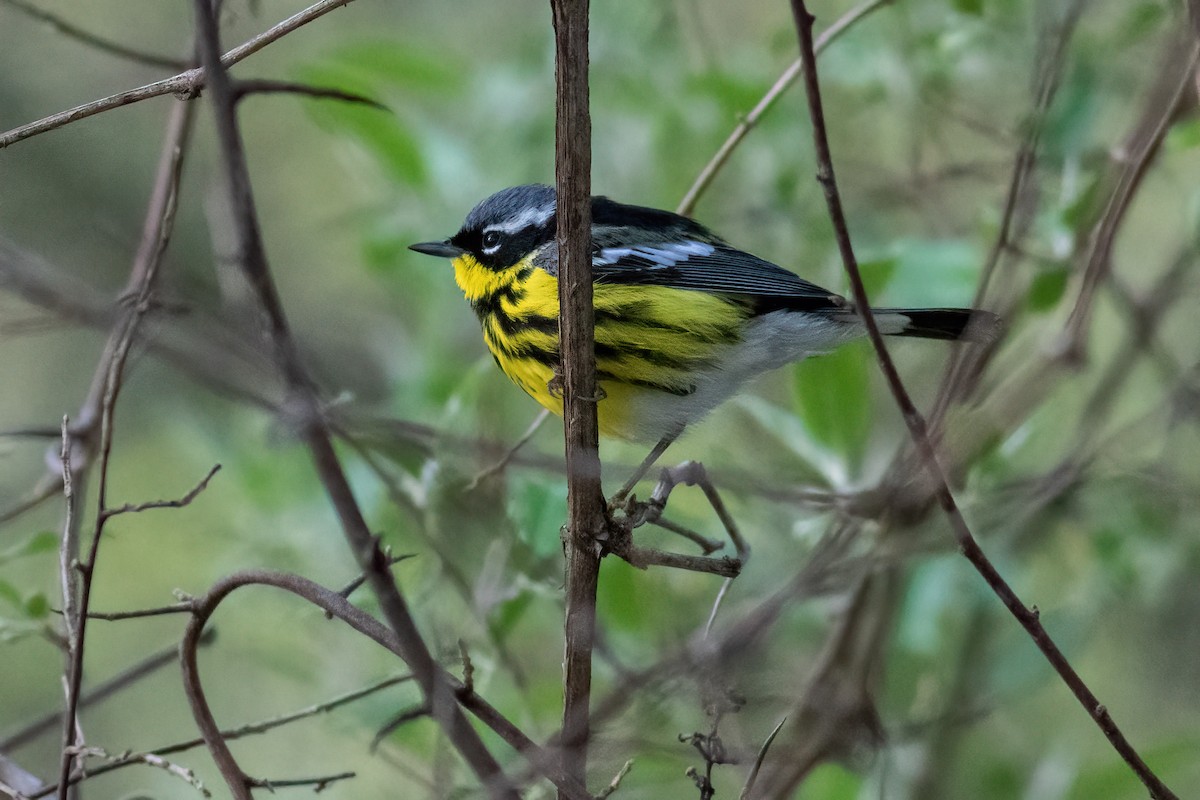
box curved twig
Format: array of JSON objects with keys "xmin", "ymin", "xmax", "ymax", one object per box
[{"xmin": 178, "ymin": 569, "xmax": 590, "ymax": 800}]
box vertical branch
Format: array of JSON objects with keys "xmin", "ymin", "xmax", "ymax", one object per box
[
  {"xmin": 55, "ymin": 97, "xmax": 197, "ymax": 800},
  {"xmin": 189, "ymin": 2, "xmax": 518, "ymax": 797},
  {"xmin": 787, "ymin": 2, "xmax": 1179, "ymax": 799},
  {"xmin": 549, "ymin": 0, "xmax": 602, "ymax": 795}
]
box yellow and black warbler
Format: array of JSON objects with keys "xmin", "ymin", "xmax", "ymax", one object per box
[{"xmin": 411, "ymin": 184, "xmax": 994, "ymax": 444}]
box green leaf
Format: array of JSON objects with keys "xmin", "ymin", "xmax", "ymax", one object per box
[
  {"xmin": 952, "ymin": 0, "xmax": 985, "ymax": 16},
  {"xmin": 23, "ymin": 592, "xmax": 48, "ymax": 619},
  {"xmin": 0, "ymin": 579, "xmax": 22, "ymax": 609},
  {"xmin": 1167, "ymin": 118, "xmax": 1200, "ymax": 152},
  {"xmin": 879, "ymin": 238, "xmax": 981, "ymax": 307},
  {"xmin": 792, "ymin": 342, "xmax": 872, "ymax": 472},
  {"xmin": 294, "ymin": 43, "xmax": 454, "ymax": 187},
  {"xmin": 858, "ymin": 256, "xmax": 897, "ymax": 299},
  {"xmin": 1026, "ymin": 268, "xmax": 1070, "ymax": 312},
  {"xmin": 302, "ymin": 95, "xmax": 426, "ymax": 185},
  {"xmin": 307, "ymin": 41, "xmax": 463, "ymax": 96},
  {"xmin": 0, "ymin": 618, "xmax": 41, "ymax": 645},
  {"xmin": 803, "ymin": 763, "xmax": 863, "ymax": 799},
  {"xmin": 506, "ymin": 477, "xmax": 567, "ymax": 560},
  {"xmin": 0, "ymin": 530, "xmax": 58, "ymax": 565}
]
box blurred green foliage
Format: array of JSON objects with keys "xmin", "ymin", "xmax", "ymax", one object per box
[{"xmin": 2, "ymin": 0, "xmax": 1199, "ymax": 798}]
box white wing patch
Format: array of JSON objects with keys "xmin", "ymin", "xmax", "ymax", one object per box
[{"xmin": 594, "ymin": 240, "xmax": 715, "ymax": 268}]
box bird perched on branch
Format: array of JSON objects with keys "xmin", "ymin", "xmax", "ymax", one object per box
[{"xmin": 411, "ymin": 184, "xmax": 996, "ymax": 453}]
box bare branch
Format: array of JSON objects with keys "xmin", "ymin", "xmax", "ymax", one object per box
[
  {"xmin": 54, "ymin": 97, "xmax": 197, "ymax": 800},
  {"xmin": 677, "ymin": 0, "xmax": 895, "ymax": 217},
  {"xmin": 100, "ymin": 464, "xmax": 221, "ymax": 520},
  {"xmin": 549, "ymin": 0, "xmax": 603, "ymax": 796},
  {"xmin": 233, "ymin": 78, "xmax": 388, "ymax": 110},
  {"xmin": 0, "ymin": 0, "xmax": 359, "ymax": 150},
  {"xmin": 737, "ymin": 717, "xmax": 787, "ymax": 800},
  {"xmin": 0, "ymin": 0, "xmax": 189, "ymax": 70},
  {"xmin": 250, "ymin": 772, "xmax": 355, "ymax": 792},
  {"xmin": 785, "ymin": 3, "xmax": 1180, "ymax": 798},
  {"xmin": 1060, "ymin": 35, "xmax": 1200, "ymax": 358},
  {"xmin": 596, "ymin": 760, "xmax": 633, "ymax": 800},
  {"xmin": 189, "ymin": 0, "xmax": 517, "ymax": 794},
  {"xmin": 176, "ymin": 569, "xmax": 589, "ymax": 800},
  {"xmin": 31, "ymin": 672, "xmax": 408, "ymax": 797}
]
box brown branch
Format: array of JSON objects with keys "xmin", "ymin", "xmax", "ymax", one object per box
[
  {"xmin": 549, "ymin": 1, "xmax": 603, "ymax": 796},
  {"xmin": 251, "ymin": 772, "xmax": 355, "ymax": 792},
  {"xmin": 929, "ymin": 0, "xmax": 1084, "ymax": 423},
  {"xmin": 189, "ymin": 2, "xmax": 517, "ymax": 796},
  {"xmin": 0, "ymin": 0, "xmax": 189, "ymax": 71},
  {"xmin": 0, "ymin": 634, "xmax": 210, "ymax": 753},
  {"xmin": 55, "ymin": 97, "xmax": 197, "ymax": 800},
  {"xmin": 0, "ymin": 0, "xmax": 359, "ymax": 150},
  {"xmin": 82, "ymin": 603, "xmax": 194, "ymax": 621},
  {"xmin": 32, "ymin": 672, "xmax": 407, "ymax": 797},
  {"xmin": 677, "ymin": 0, "xmax": 895, "ymax": 216},
  {"xmin": 100, "ymin": 464, "xmax": 221, "ymax": 520},
  {"xmin": 786, "ymin": 3, "xmax": 1179, "ymax": 798},
  {"xmin": 1060, "ymin": 34, "xmax": 1199, "ymax": 359},
  {"xmin": 177, "ymin": 569, "xmax": 590, "ymax": 800},
  {"xmin": 233, "ymin": 78, "xmax": 388, "ymax": 110}
]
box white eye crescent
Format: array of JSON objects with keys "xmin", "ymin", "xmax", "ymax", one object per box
[{"xmin": 482, "ymin": 231, "xmax": 502, "ymax": 252}]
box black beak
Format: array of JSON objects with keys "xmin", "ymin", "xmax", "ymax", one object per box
[{"xmin": 409, "ymin": 240, "xmax": 466, "ymax": 258}]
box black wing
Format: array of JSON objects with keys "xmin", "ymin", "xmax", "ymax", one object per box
[{"xmin": 590, "ymin": 239, "xmax": 842, "ymax": 313}]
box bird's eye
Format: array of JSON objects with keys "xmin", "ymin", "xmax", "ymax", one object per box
[{"xmin": 482, "ymin": 231, "xmax": 502, "ymax": 250}]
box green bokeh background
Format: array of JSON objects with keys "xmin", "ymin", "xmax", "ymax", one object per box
[{"xmin": 2, "ymin": 0, "xmax": 1199, "ymax": 797}]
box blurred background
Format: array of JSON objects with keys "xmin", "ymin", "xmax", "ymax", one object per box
[{"xmin": 1, "ymin": 0, "xmax": 1198, "ymax": 797}]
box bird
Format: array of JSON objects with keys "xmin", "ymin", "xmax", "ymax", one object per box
[{"xmin": 410, "ymin": 184, "xmax": 996, "ymax": 465}]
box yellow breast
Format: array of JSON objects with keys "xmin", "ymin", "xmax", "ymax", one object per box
[{"xmin": 452, "ymin": 252, "xmax": 747, "ymax": 440}]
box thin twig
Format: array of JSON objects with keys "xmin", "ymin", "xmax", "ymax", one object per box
[
  {"xmin": 335, "ymin": 553, "xmax": 415, "ymax": 600},
  {"xmin": 677, "ymin": 0, "xmax": 894, "ymax": 216},
  {"xmin": 82, "ymin": 603, "xmax": 194, "ymax": 621},
  {"xmin": 176, "ymin": 569, "xmax": 590, "ymax": 800},
  {"xmin": 0, "ymin": 0, "xmax": 359, "ymax": 150},
  {"xmin": 55, "ymin": 96, "xmax": 197, "ymax": 800},
  {"xmin": 1060, "ymin": 36, "xmax": 1199, "ymax": 358},
  {"xmin": 467, "ymin": 408, "xmax": 551, "ymax": 490},
  {"xmin": 100, "ymin": 463, "xmax": 221, "ymax": 520},
  {"xmin": 929, "ymin": 0, "xmax": 1083, "ymax": 423},
  {"xmin": 737, "ymin": 717, "xmax": 787, "ymax": 800},
  {"xmin": 65, "ymin": 746, "xmax": 211, "ymax": 797},
  {"xmin": 0, "ymin": 631, "xmax": 215, "ymax": 753},
  {"xmin": 250, "ymin": 772, "xmax": 356, "ymax": 791},
  {"xmin": 32, "ymin": 672, "xmax": 409, "ymax": 797},
  {"xmin": 0, "ymin": 0, "xmax": 189, "ymax": 70},
  {"xmin": 233, "ymin": 78, "xmax": 388, "ymax": 110},
  {"xmin": 596, "ymin": 760, "xmax": 633, "ymax": 799},
  {"xmin": 787, "ymin": 3, "xmax": 1179, "ymax": 798}
]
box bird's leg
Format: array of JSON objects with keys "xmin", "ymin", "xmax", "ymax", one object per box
[
  {"xmin": 606, "ymin": 460, "xmax": 749, "ymax": 579},
  {"xmin": 610, "ymin": 426, "xmax": 682, "ymax": 507}
]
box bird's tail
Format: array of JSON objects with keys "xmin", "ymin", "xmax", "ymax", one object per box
[{"xmin": 859, "ymin": 307, "xmax": 1002, "ymax": 343}]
